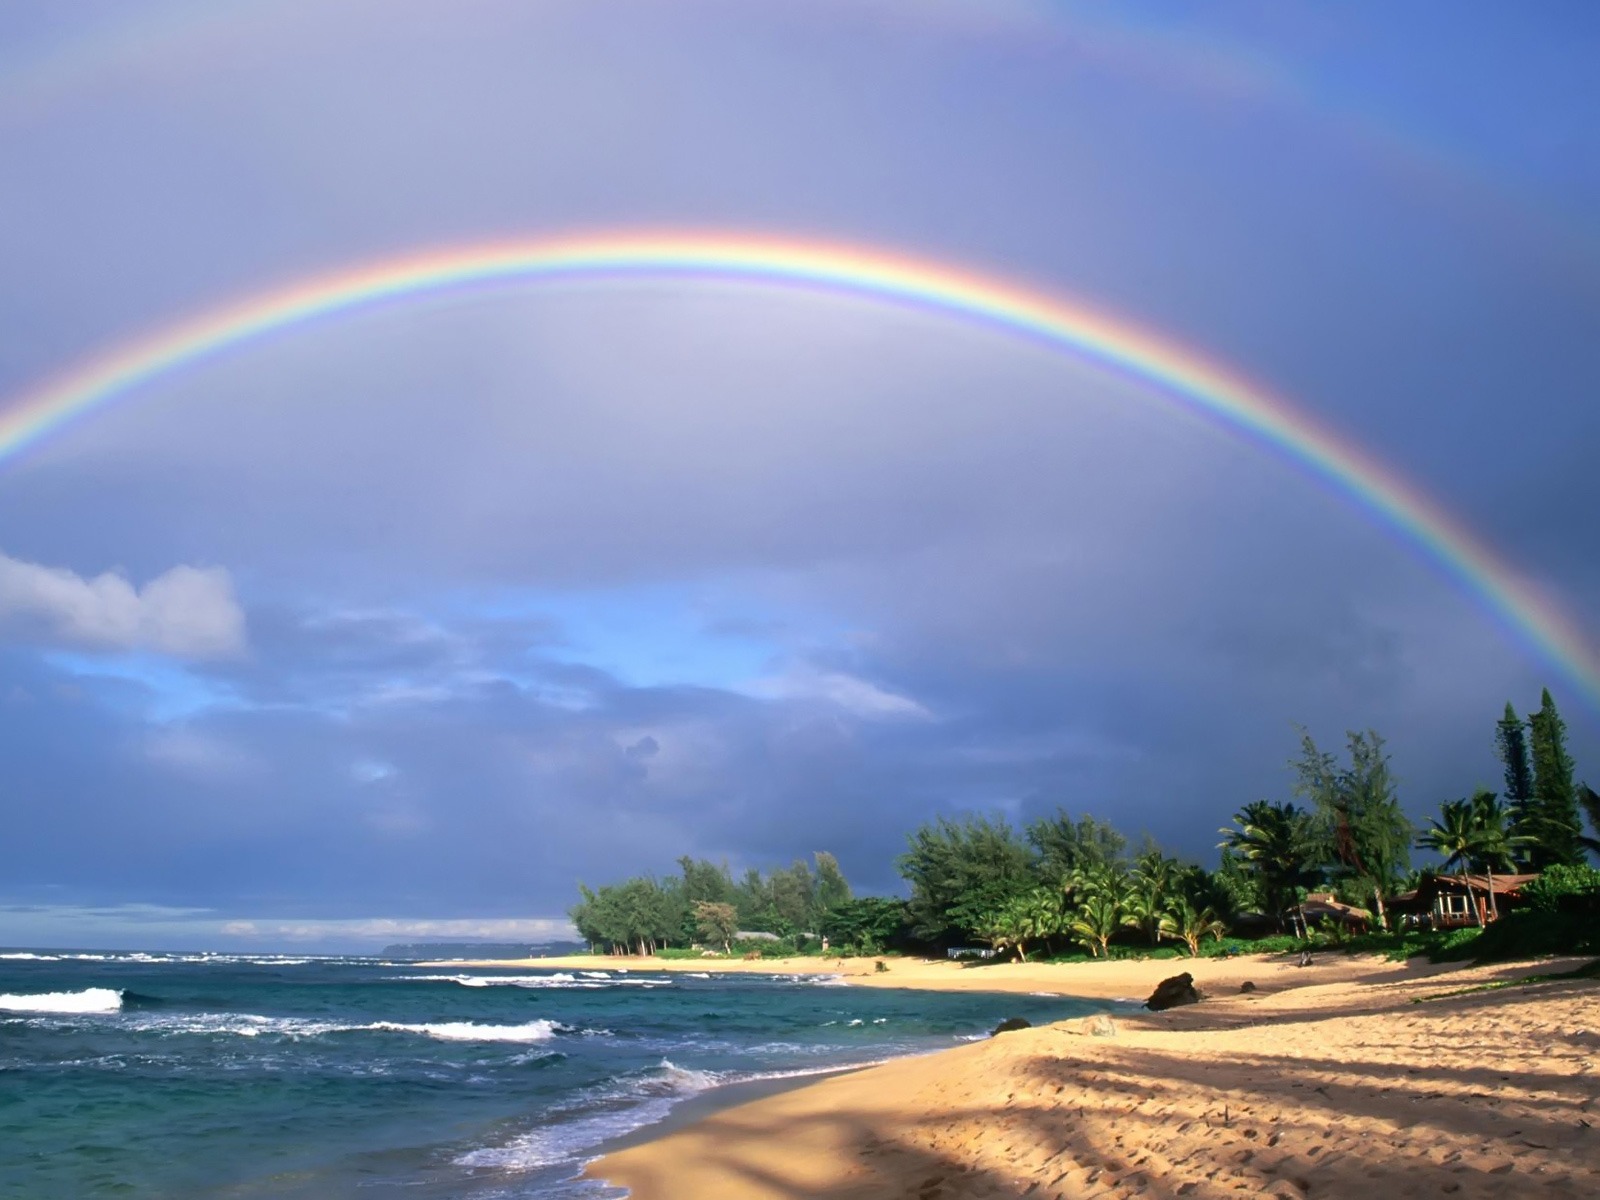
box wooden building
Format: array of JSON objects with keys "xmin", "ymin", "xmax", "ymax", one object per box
[{"xmin": 1389, "ymin": 873, "xmax": 1540, "ymax": 929}]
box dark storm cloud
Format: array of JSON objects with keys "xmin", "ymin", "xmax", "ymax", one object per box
[{"xmin": 0, "ymin": 1, "xmax": 1595, "ymax": 947}]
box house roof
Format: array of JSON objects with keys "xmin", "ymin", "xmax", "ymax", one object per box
[
  {"xmin": 1302, "ymin": 893, "xmax": 1372, "ymax": 921},
  {"xmin": 1393, "ymin": 873, "xmax": 1540, "ymax": 907},
  {"xmin": 1440, "ymin": 873, "xmax": 1540, "ymax": 896}
]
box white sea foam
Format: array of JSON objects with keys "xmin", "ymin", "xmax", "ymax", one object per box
[
  {"xmin": 579, "ymin": 971, "xmax": 611, "ymax": 979},
  {"xmin": 454, "ymin": 1056, "xmax": 891, "ymax": 1172},
  {"xmin": 453, "ymin": 974, "xmax": 557, "ymax": 987},
  {"xmin": 388, "ymin": 973, "xmax": 607, "ymax": 990},
  {"xmin": 124, "ymin": 1012, "xmax": 332, "ymax": 1039},
  {"xmin": 112, "ymin": 1011, "xmax": 580, "ymax": 1043},
  {"xmin": 454, "ymin": 1057, "xmax": 724, "ymax": 1170},
  {"xmin": 0, "ymin": 987, "xmax": 124, "ymax": 1014},
  {"xmin": 0, "ymin": 952, "xmax": 60, "ymax": 961},
  {"xmin": 366, "ymin": 1019, "xmax": 567, "ymax": 1043}
]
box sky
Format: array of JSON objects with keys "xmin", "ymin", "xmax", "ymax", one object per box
[{"xmin": 0, "ymin": 0, "xmax": 1596, "ymax": 951}]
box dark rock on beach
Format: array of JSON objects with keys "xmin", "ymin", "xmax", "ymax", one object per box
[
  {"xmin": 1145, "ymin": 972, "xmax": 1202, "ymax": 1011},
  {"xmin": 1240, "ymin": 981, "xmax": 1257, "ymax": 993},
  {"xmin": 990, "ymin": 1016, "xmax": 1033, "ymax": 1036}
]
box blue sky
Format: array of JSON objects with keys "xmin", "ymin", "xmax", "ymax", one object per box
[{"xmin": 0, "ymin": 1, "xmax": 1596, "ymax": 950}]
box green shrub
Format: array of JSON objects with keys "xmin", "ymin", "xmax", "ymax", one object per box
[
  {"xmin": 727, "ymin": 937, "xmax": 809, "ymax": 958},
  {"xmin": 1464, "ymin": 910, "xmax": 1599, "ymax": 962},
  {"xmin": 1522, "ymin": 865, "xmax": 1600, "ymax": 914}
]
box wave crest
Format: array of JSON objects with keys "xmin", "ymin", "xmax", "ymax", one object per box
[
  {"xmin": 366, "ymin": 1019, "xmax": 567, "ymax": 1043},
  {"xmin": 0, "ymin": 987, "xmax": 124, "ymax": 1014}
]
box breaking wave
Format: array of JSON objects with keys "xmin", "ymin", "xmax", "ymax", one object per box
[
  {"xmin": 389, "ymin": 972, "xmax": 669, "ymax": 990},
  {"xmin": 365, "ymin": 1019, "xmax": 568, "ymax": 1043},
  {"xmin": 0, "ymin": 987, "xmax": 124, "ymax": 1014}
]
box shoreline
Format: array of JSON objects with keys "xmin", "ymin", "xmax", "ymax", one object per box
[
  {"xmin": 570, "ymin": 952, "xmax": 1600, "ymax": 1199},
  {"xmin": 418, "ymin": 948, "xmax": 1473, "ymax": 999},
  {"xmin": 588, "ymin": 1061, "xmax": 877, "ymax": 1161}
]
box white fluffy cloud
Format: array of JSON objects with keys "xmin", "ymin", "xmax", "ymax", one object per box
[{"xmin": 0, "ymin": 552, "xmax": 245, "ymax": 659}]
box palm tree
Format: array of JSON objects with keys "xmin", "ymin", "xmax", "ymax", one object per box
[
  {"xmin": 1069, "ymin": 892, "xmax": 1125, "ymax": 958},
  {"xmin": 1219, "ymin": 801, "xmax": 1320, "ymax": 932},
  {"xmin": 1126, "ymin": 851, "xmax": 1174, "ymax": 946},
  {"xmin": 1066, "ymin": 865, "xmax": 1130, "ymax": 958},
  {"xmin": 1418, "ymin": 798, "xmax": 1477, "ymax": 873},
  {"xmin": 1417, "ymin": 790, "xmax": 1525, "ymax": 924},
  {"xmin": 1160, "ymin": 897, "xmax": 1227, "ymax": 956},
  {"xmin": 1467, "ymin": 790, "xmax": 1524, "ymax": 920},
  {"xmin": 977, "ymin": 888, "xmax": 1064, "ymax": 961},
  {"xmin": 1020, "ymin": 888, "xmax": 1068, "ymax": 960}
]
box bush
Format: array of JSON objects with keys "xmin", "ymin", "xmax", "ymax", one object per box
[
  {"xmin": 1463, "ymin": 910, "xmax": 1600, "ymax": 962},
  {"xmin": 1522, "ymin": 865, "xmax": 1600, "ymax": 914},
  {"xmin": 729, "ymin": 937, "xmax": 811, "ymax": 958}
]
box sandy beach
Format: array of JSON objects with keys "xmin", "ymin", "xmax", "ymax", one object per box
[
  {"xmin": 492, "ymin": 951, "xmax": 1600, "ymax": 1199},
  {"xmin": 424, "ymin": 949, "xmax": 1465, "ymax": 998}
]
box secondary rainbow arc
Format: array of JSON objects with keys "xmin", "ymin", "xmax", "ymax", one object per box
[{"xmin": 0, "ymin": 231, "xmax": 1593, "ymax": 710}]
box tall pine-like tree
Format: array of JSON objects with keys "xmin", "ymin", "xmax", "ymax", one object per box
[
  {"xmin": 1526, "ymin": 688, "xmax": 1583, "ymax": 868},
  {"xmin": 1497, "ymin": 702, "xmax": 1533, "ymax": 816}
]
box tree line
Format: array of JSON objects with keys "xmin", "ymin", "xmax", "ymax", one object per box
[
  {"xmin": 569, "ymin": 852, "xmax": 854, "ymax": 955},
  {"xmin": 570, "ymin": 689, "xmax": 1600, "ymax": 958}
]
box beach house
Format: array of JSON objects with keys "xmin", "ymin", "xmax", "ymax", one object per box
[{"xmin": 1390, "ymin": 872, "xmax": 1541, "ymax": 929}]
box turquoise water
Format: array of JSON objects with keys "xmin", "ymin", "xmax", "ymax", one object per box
[{"xmin": 0, "ymin": 950, "xmax": 1107, "ymax": 1198}]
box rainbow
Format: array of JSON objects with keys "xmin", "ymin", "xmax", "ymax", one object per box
[{"xmin": 0, "ymin": 230, "xmax": 1594, "ymax": 708}]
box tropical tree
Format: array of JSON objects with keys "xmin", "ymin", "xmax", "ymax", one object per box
[
  {"xmin": 813, "ymin": 852, "xmax": 853, "ymax": 917},
  {"xmin": 1467, "ymin": 790, "xmax": 1524, "ymax": 919},
  {"xmin": 1208, "ymin": 847, "xmax": 1260, "ymax": 920},
  {"xmin": 1292, "ymin": 728, "xmax": 1412, "ymax": 927},
  {"xmin": 897, "ymin": 815, "xmax": 1036, "ymax": 944},
  {"xmin": 1160, "ymin": 897, "xmax": 1227, "ymax": 956},
  {"xmin": 1065, "ymin": 865, "xmax": 1130, "ymax": 958},
  {"xmin": 975, "ymin": 888, "xmax": 1063, "ymax": 961},
  {"xmin": 1219, "ymin": 800, "xmax": 1321, "ymax": 931},
  {"xmin": 1125, "ymin": 850, "xmax": 1175, "ymax": 946},
  {"xmin": 1418, "ymin": 797, "xmax": 1480, "ymax": 876},
  {"xmin": 693, "ymin": 901, "xmax": 738, "ymax": 954},
  {"xmin": 820, "ymin": 896, "xmax": 907, "ymax": 953},
  {"xmin": 1026, "ymin": 811, "xmax": 1126, "ymax": 883},
  {"xmin": 1418, "ymin": 789, "xmax": 1525, "ymax": 922}
]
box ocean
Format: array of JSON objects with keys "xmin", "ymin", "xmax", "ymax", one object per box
[{"xmin": 0, "ymin": 950, "xmax": 1108, "ymax": 1198}]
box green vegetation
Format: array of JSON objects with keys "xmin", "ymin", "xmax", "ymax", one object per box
[
  {"xmin": 1218, "ymin": 799, "xmax": 1319, "ymax": 929},
  {"xmin": 1524, "ymin": 689, "xmax": 1586, "ymax": 867},
  {"xmin": 570, "ymin": 690, "xmax": 1600, "ymax": 963},
  {"xmin": 570, "ymin": 852, "xmax": 856, "ymax": 955},
  {"xmin": 1292, "ymin": 728, "xmax": 1413, "ymax": 925}
]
